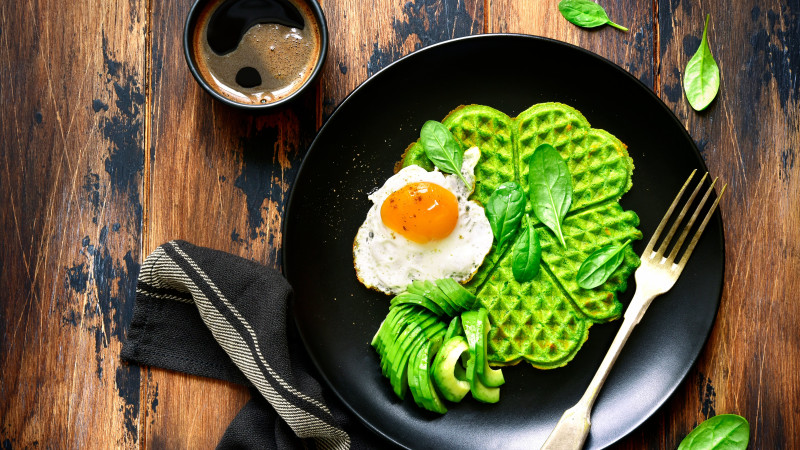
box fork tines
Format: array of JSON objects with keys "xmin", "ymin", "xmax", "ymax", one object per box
[{"xmin": 643, "ymin": 170, "xmax": 727, "ymax": 270}]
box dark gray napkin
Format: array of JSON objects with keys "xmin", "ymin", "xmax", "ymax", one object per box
[{"xmin": 121, "ymin": 240, "xmax": 385, "ymax": 449}]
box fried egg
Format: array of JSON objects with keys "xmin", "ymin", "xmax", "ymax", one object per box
[{"xmin": 353, "ymin": 147, "xmax": 493, "ymax": 295}]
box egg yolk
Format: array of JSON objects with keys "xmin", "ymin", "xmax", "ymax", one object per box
[{"xmin": 380, "ymin": 181, "xmax": 459, "ymax": 243}]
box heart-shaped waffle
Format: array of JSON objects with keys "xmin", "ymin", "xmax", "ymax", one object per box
[{"xmin": 401, "ymin": 102, "xmax": 642, "ymax": 368}]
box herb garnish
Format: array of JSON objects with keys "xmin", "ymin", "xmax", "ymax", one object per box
[
  {"xmin": 678, "ymin": 414, "xmax": 749, "ymax": 450},
  {"xmin": 485, "ymin": 181, "xmax": 525, "ymax": 251},
  {"xmin": 511, "ymin": 215, "xmax": 541, "ymax": 282},
  {"xmin": 576, "ymin": 239, "xmax": 630, "ymax": 289},
  {"xmin": 528, "ymin": 144, "xmax": 572, "ymax": 247},
  {"xmin": 420, "ymin": 120, "xmax": 469, "ymax": 186},
  {"xmin": 558, "ymin": 0, "xmax": 628, "ymax": 31},
  {"xmin": 683, "ymin": 14, "xmax": 720, "ymax": 111}
]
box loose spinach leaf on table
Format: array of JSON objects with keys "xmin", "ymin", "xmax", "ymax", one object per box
[
  {"xmin": 576, "ymin": 239, "xmax": 630, "ymax": 289},
  {"xmin": 678, "ymin": 414, "xmax": 749, "ymax": 450},
  {"xmin": 528, "ymin": 144, "xmax": 572, "ymax": 247},
  {"xmin": 485, "ymin": 181, "xmax": 526, "ymax": 251},
  {"xmin": 684, "ymin": 14, "xmax": 720, "ymax": 111},
  {"xmin": 420, "ymin": 120, "xmax": 469, "ymax": 186},
  {"xmin": 558, "ymin": 0, "xmax": 628, "ymax": 31},
  {"xmin": 512, "ymin": 215, "xmax": 541, "ymax": 283}
]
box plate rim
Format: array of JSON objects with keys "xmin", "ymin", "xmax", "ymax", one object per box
[{"xmin": 282, "ymin": 33, "xmax": 726, "ymax": 449}]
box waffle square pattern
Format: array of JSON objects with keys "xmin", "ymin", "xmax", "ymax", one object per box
[{"xmin": 402, "ymin": 103, "xmax": 642, "ymax": 369}]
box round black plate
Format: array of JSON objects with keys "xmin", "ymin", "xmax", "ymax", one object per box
[{"xmin": 283, "ymin": 35, "xmax": 724, "ymax": 449}]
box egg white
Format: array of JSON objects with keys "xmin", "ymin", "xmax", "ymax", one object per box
[{"xmin": 353, "ymin": 147, "xmax": 493, "ymax": 295}]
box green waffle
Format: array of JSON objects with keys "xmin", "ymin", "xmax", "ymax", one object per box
[
  {"xmin": 538, "ymin": 202, "xmax": 642, "ymax": 321},
  {"xmin": 476, "ymin": 256, "xmax": 589, "ymax": 369},
  {"xmin": 401, "ymin": 102, "xmax": 641, "ymax": 368},
  {"xmin": 403, "ymin": 105, "xmax": 516, "ymax": 207},
  {"xmin": 516, "ymin": 103, "xmax": 634, "ymax": 218}
]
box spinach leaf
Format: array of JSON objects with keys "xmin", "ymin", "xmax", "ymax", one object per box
[
  {"xmin": 512, "ymin": 215, "xmax": 541, "ymax": 283},
  {"xmin": 528, "ymin": 144, "xmax": 572, "ymax": 247},
  {"xmin": 420, "ymin": 120, "xmax": 469, "ymax": 186},
  {"xmin": 485, "ymin": 182, "xmax": 525, "ymax": 251},
  {"xmin": 558, "ymin": 0, "xmax": 628, "ymax": 31},
  {"xmin": 678, "ymin": 414, "xmax": 749, "ymax": 450},
  {"xmin": 576, "ymin": 239, "xmax": 630, "ymax": 289},
  {"xmin": 684, "ymin": 15, "xmax": 720, "ymax": 111}
]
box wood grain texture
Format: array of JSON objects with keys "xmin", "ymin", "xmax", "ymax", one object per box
[
  {"xmin": 0, "ymin": 0, "xmax": 146, "ymax": 447},
  {"xmin": 320, "ymin": 0, "xmax": 484, "ymax": 118},
  {"xmin": 1, "ymin": 0, "xmax": 798, "ymax": 448},
  {"xmin": 140, "ymin": 0, "xmax": 320, "ymax": 446},
  {"xmin": 653, "ymin": 1, "xmax": 800, "ymax": 448},
  {"xmin": 488, "ymin": 0, "xmax": 654, "ymax": 88}
]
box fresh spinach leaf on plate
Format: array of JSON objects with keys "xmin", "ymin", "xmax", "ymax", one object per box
[
  {"xmin": 684, "ymin": 14, "xmax": 720, "ymax": 111},
  {"xmin": 678, "ymin": 414, "xmax": 749, "ymax": 450},
  {"xmin": 485, "ymin": 181, "xmax": 525, "ymax": 251},
  {"xmin": 528, "ymin": 144, "xmax": 572, "ymax": 247},
  {"xmin": 558, "ymin": 0, "xmax": 628, "ymax": 31},
  {"xmin": 576, "ymin": 239, "xmax": 631, "ymax": 289},
  {"xmin": 420, "ymin": 120, "xmax": 469, "ymax": 186},
  {"xmin": 512, "ymin": 215, "xmax": 541, "ymax": 283}
]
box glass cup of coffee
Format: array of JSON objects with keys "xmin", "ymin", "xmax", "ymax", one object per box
[{"xmin": 184, "ymin": 0, "xmax": 328, "ymax": 110}]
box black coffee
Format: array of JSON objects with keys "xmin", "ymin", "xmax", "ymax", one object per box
[{"xmin": 192, "ymin": 0, "xmax": 321, "ymax": 105}]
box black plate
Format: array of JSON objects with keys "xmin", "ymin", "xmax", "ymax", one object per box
[{"xmin": 283, "ymin": 35, "xmax": 724, "ymax": 449}]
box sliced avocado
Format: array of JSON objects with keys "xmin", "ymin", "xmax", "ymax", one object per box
[
  {"xmin": 460, "ymin": 310, "xmax": 480, "ymax": 372},
  {"xmin": 443, "ymin": 316, "xmax": 463, "ymax": 342},
  {"xmin": 461, "ymin": 310, "xmax": 497, "ymax": 402},
  {"xmin": 436, "ymin": 278, "xmax": 477, "ymax": 311},
  {"xmin": 461, "ymin": 310, "xmax": 481, "ymax": 353},
  {"xmin": 373, "ymin": 280, "xmax": 503, "ymax": 412},
  {"xmin": 385, "ymin": 317, "xmax": 423, "ymax": 376},
  {"xmin": 372, "ymin": 308, "xmax": 404, "ymax": 352},
  {"xmin": 407, "ymin": 336, "xmax": 428, "ymax": 409},
  {"xmin": 408, "ymin": 280, "xmax": 457, "ymax": 316},
  {"xmin": 454, "ymin": 357, "xmax": 468, "ymax": 382},
  {"xmin": 388, "ymin": 315, "xmax": 439, "ymax": 398},
  {"xmin": 432, "ymin": 336, "xmax": 470, "ymax": 402},
  {"xmin": 391, "ymin": 332, "xmax": 426, "ymax": 400},
  {"xmin": 371, "ymin": 318, "xmax": 386, "ymax": 349},
  {"xmin": 466, "ymin": 357, "xmax": 500, "ymax": 403},
  {"xmin": 372, "ymin": 306, "xmax": 405, "ymax": 354},
  {"xmin": 478, "ymin": 309, "xmax": 505, "ymax": 387},
  {"xmin": 462, "ymin": 309, "xmax": 504, "ymax": 388},
  {"xmin": 381, "ymin": 327, "xmax": 421, "ymax": 392},
  {"xmin": 411, "ymin": 339, "xmax": 447, "ymax": 414},
  {"xmin": 423, "ymin": 280, "xmax": 460, "ymax": 316},
  {"xmin": 421, "ymin": 319, "xmax": 447, "ymax": 340},
  {"xmin": 391, "ymin": 292, "xmax": 446, "ymax": 316},
  {"xmin": 383, "ymin": 308, "xmax": 434, "ymax": 367},
  {"xmin": 377, "ymin": 306, "xmax": 414, "ymax": 370},
  {"xmin": 377, "ymin": 305, "xmax": 421, "ymax": 376},
  {"xmin": 385, "ymin": 305, "xmax": 423, "ymax": 343}
]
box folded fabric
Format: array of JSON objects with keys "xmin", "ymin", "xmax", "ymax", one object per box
[{"xmin": 121, "ymin": 240, "xmax": 385, "ymax": 449}]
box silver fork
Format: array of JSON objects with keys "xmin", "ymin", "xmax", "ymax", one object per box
[{"xmin": 540, "ymin": 170, "xmax": 727, "ymax": 450}]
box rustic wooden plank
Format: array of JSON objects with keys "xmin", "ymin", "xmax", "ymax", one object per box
[
  {"xmin": 488, "ymin": 0, "xmax": 655, "ymax": 88},
  {"xmin": 320, "ymin": 0, "xmax": 485, "ymax": 119},
  {"xmin": 0, "ymin": 0, "xmax": 146, "ymax": 447},
  {"xmin": 141, "ymin": 0, "xmax": 320, "ymax": 446},
  {"xmin": 654, "ymin": 1, "xmax": 800, "ymax": 448},
  {"xmin": 2, "ymin": 0, "xmax": 794, "ymax": 448}
]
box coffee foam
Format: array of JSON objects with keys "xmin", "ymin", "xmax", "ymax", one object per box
[{"xmin": 191, "ymin": 0, "xmax": 322, "ymax": 105}]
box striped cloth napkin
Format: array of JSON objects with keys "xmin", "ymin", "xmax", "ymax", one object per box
[{"xmin": 121, "ymin": 240, "xmax": 384, "ymax": 449}]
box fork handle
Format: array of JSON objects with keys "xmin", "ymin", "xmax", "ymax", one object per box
[{"xmin": 540, "ymin": 290, "xmax": 656, "ymax": 450}]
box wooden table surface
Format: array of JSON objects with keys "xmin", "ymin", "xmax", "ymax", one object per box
[{"xmin": 2, "ymin": 0, "xmax": 798, "ymax": 448}]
